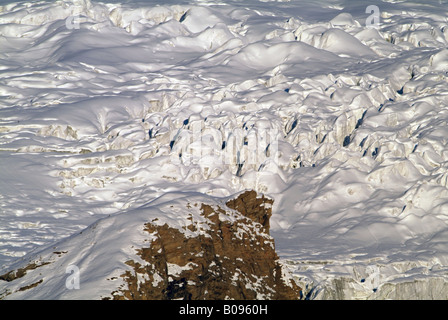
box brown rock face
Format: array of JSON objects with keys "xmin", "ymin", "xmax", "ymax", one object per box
[
  {"xmin": 110, "ymin": 191, "xmax": 301, "ymax": 300},
  {"xmin": 225, "ymin": 190, "xmax": 273, "ymax": 232}
]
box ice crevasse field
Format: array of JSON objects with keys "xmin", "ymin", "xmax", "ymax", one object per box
[{"xmin": 1, "ymin": 0, "xmax": 448, "ymax": 299}]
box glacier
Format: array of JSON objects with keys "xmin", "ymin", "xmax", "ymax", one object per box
[{"xmin": 1, "ymin": 0, "xmax": 448, "ymax": 299}]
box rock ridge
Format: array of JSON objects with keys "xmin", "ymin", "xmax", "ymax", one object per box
[
  {"xmin": 0, "ymin": 190, "xmax": 300, "ymax": 300},
  {"xmin": 110, "ymin": 190, "xmax": 300, "ymax": 300}
]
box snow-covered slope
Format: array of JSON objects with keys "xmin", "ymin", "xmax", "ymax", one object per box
[
  {"xmin": 0, "ymin": 190, "xmax": 301, "ymax": 300},
  {"xmin": 1, "ymin": 0, "xmax": 448, "ymax": 299}
]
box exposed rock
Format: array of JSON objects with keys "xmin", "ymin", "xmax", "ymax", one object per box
[
  {"xmin": 110, "ymin": 191, "xmax": 300, "ymax": 300},
  {"xmin": 0, "ymin": 261, "xmax": 50, "ymax": 283},
  {"xmin": 225, "ymin": 190, "xmax": 273, "ymax": 232}
]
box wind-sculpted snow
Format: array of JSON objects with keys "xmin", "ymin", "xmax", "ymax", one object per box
[{"xmin": 1, "ymin": 0, "xmax": 448, "ymax": 299}]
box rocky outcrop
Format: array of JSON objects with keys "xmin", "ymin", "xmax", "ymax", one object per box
[
  {"xmin": 0, "ymin": 190, "xmax": 300, "ymax": 300},
  {"xmin": 225, "ymin": 190, "xmax": 273, "ymax": 233},
  {"xmin": 110, "ymin": 191, "xmax": 300, "ymax": 300}
]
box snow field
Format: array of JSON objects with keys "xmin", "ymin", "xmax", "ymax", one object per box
[{"xmin": 1, "ymin": 0, "xmax": 448, "ymax": 298}]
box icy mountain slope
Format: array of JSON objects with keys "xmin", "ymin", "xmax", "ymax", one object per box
[{"xmin": 1, "ymin": 0, "xmax": 448, "ymax": 299}]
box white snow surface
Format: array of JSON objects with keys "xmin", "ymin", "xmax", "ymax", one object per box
[{"xmin": 1, "ymin": 0, "xmax": 448, "ymax": 299}]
